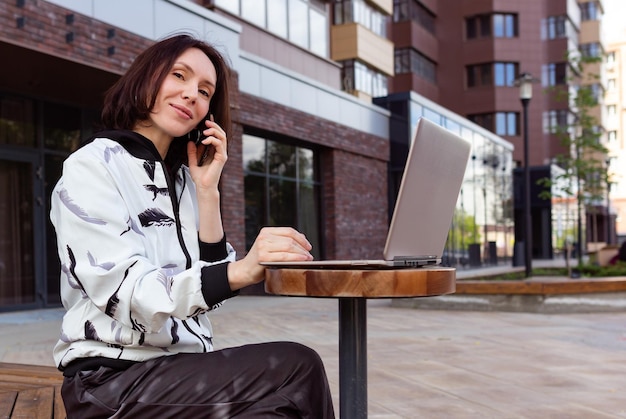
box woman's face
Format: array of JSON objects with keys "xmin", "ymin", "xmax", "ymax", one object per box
[{"xmin": 136, "ymin": 47, "xmax": 217, "ymax": 145}]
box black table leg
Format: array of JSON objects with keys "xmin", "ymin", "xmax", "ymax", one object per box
[{"xmin": 339, "ymin": 297, "xmax": 367, "ymax": 418}]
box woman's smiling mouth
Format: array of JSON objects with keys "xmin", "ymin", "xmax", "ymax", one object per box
[{"xmin": 171, "ymin": 104, "xmax": 193, "ymax": 119}]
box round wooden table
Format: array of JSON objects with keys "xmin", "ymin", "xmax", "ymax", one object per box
[{"xmin": 265, "ymin": 267, "xmax": 456, "ymax": 419}]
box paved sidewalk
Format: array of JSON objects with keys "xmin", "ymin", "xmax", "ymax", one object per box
[{"xmin": 1, "ymin": 295, "xmax": 625, "ymax": 418}]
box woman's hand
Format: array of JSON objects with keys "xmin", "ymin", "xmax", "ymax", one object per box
[
  {"xmin": 187, "ymin": 116, "xmax": 227, "ymax": 192},
  {"xmin": 189, "ymin": 116, "xmax": 228, "ymax": 243},
  {"xmin": 227, "ymin": 227, "xmax": 314, "ymax": 290}
]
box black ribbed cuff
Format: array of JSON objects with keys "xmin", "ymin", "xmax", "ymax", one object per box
[
  {"xmin": 199, "ymin": 234, "xmax": 228, "ymax": 262},
  {"xmin": 200, "ymin": 262, "xmax": 238, "ymax": 307}
]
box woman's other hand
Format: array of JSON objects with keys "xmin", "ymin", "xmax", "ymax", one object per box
[{"xmin": 227, "ymin": 227, "xmax": 313, "ymax": 290}]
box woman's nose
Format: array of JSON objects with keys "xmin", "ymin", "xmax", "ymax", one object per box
[{"xmin": 182, "ymin": 84, "xmax": 197, "ymax": 101}]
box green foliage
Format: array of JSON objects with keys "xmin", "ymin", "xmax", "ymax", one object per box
[
  {"xmin": 466, "ymin": 264, "xmax": 626, "ymax": 281},
  {"xmin": 548, "ymin": 54, "xmax": 608, "ymax": 201},
  {"xmin": 576, "ymin": 262, "xmax": 626, "ymax": 277},
  {"xmin": 446, "ymin": 208, "xmax": 481, "ymax": 249}
]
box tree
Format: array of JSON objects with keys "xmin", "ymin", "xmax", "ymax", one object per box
[{"xmin": 539, "ymin": 52, "xmax": 608, "ymax": 273}]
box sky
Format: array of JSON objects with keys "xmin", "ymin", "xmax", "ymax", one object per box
[{"xmin": 603, "ymin": 0, "xmax": 626, "ymax": 44}]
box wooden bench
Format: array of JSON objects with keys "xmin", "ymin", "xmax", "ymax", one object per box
[
  {"xmin": 455, "ymin": 276, "xmax": 626, "ymax": 295},
  {"xmin": 0, "ymin": 362, "xmax": 66, "ymax": 418}
]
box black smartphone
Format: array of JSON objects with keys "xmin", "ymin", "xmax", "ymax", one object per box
[{"xmin": 196, "ymin": 114, "xmax": 215, "ymax": 166}]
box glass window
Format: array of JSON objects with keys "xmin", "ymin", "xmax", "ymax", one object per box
[
  {"xmin": 289, "ymin": 0, "xmax": 309, "ymax": 49},
  {"xmin": 466, "ymin": 16, "xmax": 476, "ymax": 39},
  {"xmin": 479, "ymin": 15, "xmax": 491, "ymax": 37},
  {"xmin": 244, "ymin": 174, "xmax": 267, "ymax": 250},
  {"xmin": 342, "ymin": 60, "xmax": 388, "ymax": 97},
  {"xmin": 0, "ymin": 95, "xmax": 36, "ymax": 147},
  {"xmin": 409, "ymin": 101, "xmax": 423, "ymax": 130},
  {"xmin": 607, "ymin": 52, "xmax": 616, "ymax": 64},
  {"xmin": 298, "ymin": 148, "xmax": 314, "ymax": 180},
  {"xmin": 243, "ymin": 134, "xmax": 320, "ymax": 257},
  {"xmin": 268, "ymin": 141, "xmax": 297, "ymax": 177},
  {"xmin": 480, "ymin": 64, "xmax": 491, "ymax": 85},
  {"xmin": 607, "ymin": 105, "xmax": 617, "ymax": 115},
  {"xmin": 493, "ymin": 112, "xmax": 518, "ymax": 136},
  {"xmin": 588, "ymin": 83, "xmax": 602, "ymax": 103},
  {"xmin": 504, "ymin": 14, "xmax": 516, "ymax": 37},
  {"xmin": 215, "ymin": 0, "xmax": 328, "ymax": 58},
  {"xmin": 269, "ymin": 178, "xmax": 297, "ymax": 226},
  {"xmin": 214, "ymin": 0, "xmax": 239, "ymax": 14},
  {"xmin": 393, "ymin": 0, "xmax": 409, "ymax": 21},
  {"xmin": 468, "ymin": 113, "xmax": 493, "ymax": 132},
  {"xmin": 580, "ymin": 1, "xmax": 599, "ymax": 21},
  {"xmin": 395, "ymin": 48, "xmax": 436, "ymax": 83},
  {"xmin": 393, "ymin": 0, "xmax": 435, "ymax": 34},
  {"xmin": 495, "ymin": 113, "xmax": 506, "ymax": 135},
  {"xmin": 423, "ymin": 107, "xmax": 442, "ymax": 125},
  {"xmin": 466, "ymin": 13, "xmax": 517, "ymax": 39},
  {"xmin": 0, "ymin": 160, "xmax": 35, "ymax": 305},
  {"xmin": 336, "ymin": 0, "xmax": 387, "ymax": 37},
  {"xmin": 309, "ymin": 8, "xmax": 328, "ymax": 56},
  {"xmin": 242, "ymin": 0, "xmax": 266, "ymax": 27},
  {"xmin": 542, "ymin": 63, "xmax": 568, "ymax": 86},
  {"xmin": 494, "ymin": 62, "xmax": 517, "ymax": 86},
  {"xmin": 580, "ymin": 42, "xmax": 602, "ymax": 58},
  {"xmin": 506, "ymin": 112, "xmax": 517, "ymax": 136},
  {"xmin": 493, "ymin": 14, "xmax": 504, "ymax": 37},
  {"xmin": 545, "ymin": 15, "xmax": 568, "ymax": 40},
  {"xmin": 242, "ymin": 134, "xmax": 266, "ymax": 173},
  {"xmin": 267, "ymin": 0, "xmax": 288, "ymax": 37},
  {"xmin": 43, "ymin": 102, "xmax": 81, "ymax": 152},
  {"xmin": 543, "ymin": 110, "xmax": 569, "ymax": 134},
  {"xmin": 444, "ymin": 119, "xmax": 461, "ymax": 136},
  {"xmin": 466, "ymin": 65, "xmax": 476, "ymax": 87},
  {"xmin": 45, "ymin": 154, "xmax": 65, "ymax": 305},
  {"xmin": 608, "ymin": 131, "xmax": 617, "ymax": 142},
  {"xmin": 469, "ymin": 112, "xmax": 518, "ymax": 135},
  {"xmin": 607, "ymin": 78, "xmax": 616, "ymax": 91}
]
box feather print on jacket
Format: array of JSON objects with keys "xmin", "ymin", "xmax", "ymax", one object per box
[
  {"xmin": 138, "ymin": 208, "xmax": 175, "ymax": 227},
  {"xmin": 144, "ymin": 184, "xmax": 170, "ymax": 201},
  {"xmin": 58, "ymin": 188, "xmax": 106, "ymax": 225},
  {"xmin": 50, "ymin": 132, "xmax": 237, "ymax": 370},
  {"xmin": 144, "ymin": 160, "xmax": 156, "ymax": 181}
]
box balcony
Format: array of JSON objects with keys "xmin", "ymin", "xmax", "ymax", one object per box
[{"xmin": 331, "ymin": 22, "xmax": 394, "ymax": 76}]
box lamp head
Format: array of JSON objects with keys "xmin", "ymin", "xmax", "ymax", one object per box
[{"xmin": 515, "ymin": 72, "xmax": 536, "ymax": 100}]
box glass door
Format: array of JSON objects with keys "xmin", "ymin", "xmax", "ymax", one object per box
[{"xmin": 0, "ymin": 152, "xmax": 43, "ymax": 310}]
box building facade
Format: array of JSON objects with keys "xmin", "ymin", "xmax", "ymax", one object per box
[
  {"xmin": 390, "ymin": 0, "xmax": 612, "ymax": 257},
  {"xmin": 1, "ymin": 0, "xmax": 517, "ymax": 311},
  {"xmin": 606, "ymin": 36, "xmax": 626, "ymax": 240}
]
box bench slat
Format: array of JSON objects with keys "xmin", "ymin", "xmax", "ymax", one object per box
[
  {"xmin": 53, "ymin": 386, "xmax": 65, "ymax": 419},
  {"xmin": 0, "ymin": 363, "xmax": 66, "ymax": 419},
  {"xmin": 0, "ymin": 391, "xmax": 18, "ymax": 417},
  {"xmin": 0, "ymin": 375, "xmax": 65, "ymax": 387},
  {"xmin": 12, "ymin": 387, "xmax": 54, "ymax": 419},
  {"xmin": 0, "ymin": 363, "xmax": 62, "ymax": 380}
]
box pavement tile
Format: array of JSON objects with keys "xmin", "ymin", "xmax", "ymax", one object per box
[{"xmin": 1, "ymin": 292, "xmax": 626, "ymax": 418}]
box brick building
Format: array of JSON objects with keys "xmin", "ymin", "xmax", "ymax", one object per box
[{"xmin": 1, "ymin": 0, "xmax": 518, "ymax": 311}]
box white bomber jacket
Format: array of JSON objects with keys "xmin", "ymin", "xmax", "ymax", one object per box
[{"xmin": 50, "ymin": 130, "xmax": 237, "ymax": 373}]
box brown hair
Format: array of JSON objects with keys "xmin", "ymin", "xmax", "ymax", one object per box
[{"xmin": 101, "ymin": 33, "xmax": 232, "ymax": 139}]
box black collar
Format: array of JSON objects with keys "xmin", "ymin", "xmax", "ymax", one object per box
[{"xmin": 80, "ymin": 130, "xmax": 188, "ymax": 174}]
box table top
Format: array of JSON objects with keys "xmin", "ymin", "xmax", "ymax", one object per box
[{"xmin": 264, "ymin": 267, "xmax": 456, "ymax": 298}]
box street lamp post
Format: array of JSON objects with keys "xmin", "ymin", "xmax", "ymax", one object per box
[{"xmin": 517, "ymin": 73, "xmax": 535, "ymax": 278}]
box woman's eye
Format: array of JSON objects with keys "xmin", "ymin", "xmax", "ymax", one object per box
[
  {"xmin": 199, "ymin": 89, "xmax": 210, "ymax": 98},
  {"xmin": 173, "ymin": 72, "xmax": 184, "ymax": 80}
]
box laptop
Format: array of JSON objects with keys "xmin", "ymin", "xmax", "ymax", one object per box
[{"xmin": 262, "ymin": 117, "xmax": 472, "ymax": 269}]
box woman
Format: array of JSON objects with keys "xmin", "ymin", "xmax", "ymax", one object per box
[{"xmin": 51, "ymin": 34, "xmax": 335, "ymax": 418}]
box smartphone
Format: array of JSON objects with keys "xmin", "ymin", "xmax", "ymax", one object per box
[{"xmin": 196, "ymin": 114, "xmax": 215, "ymax": 166}]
